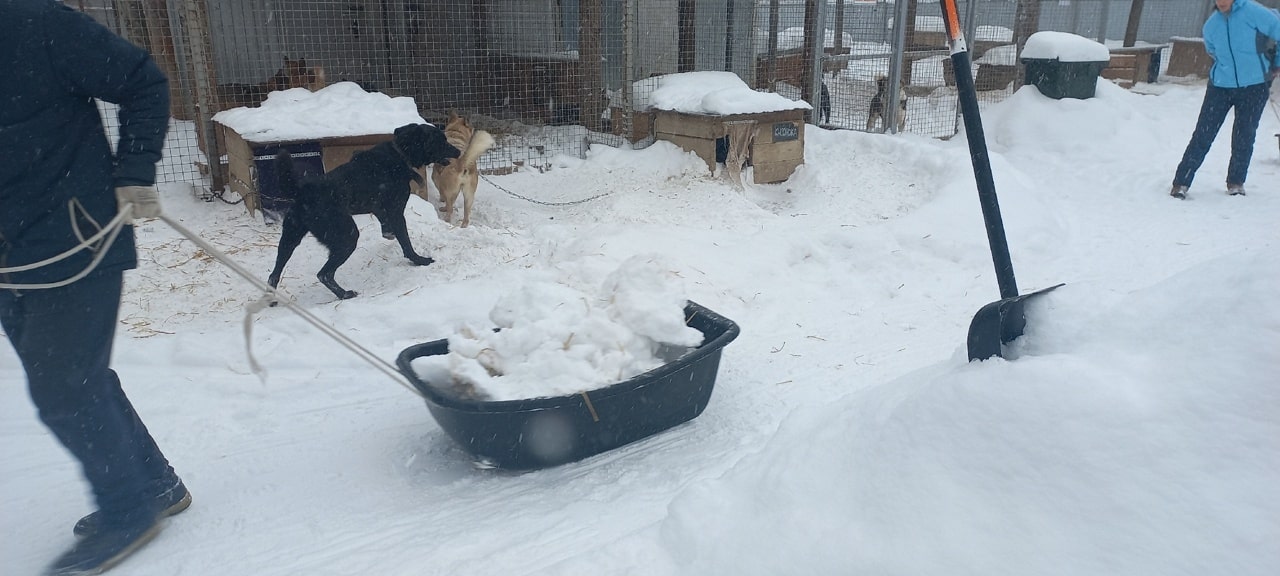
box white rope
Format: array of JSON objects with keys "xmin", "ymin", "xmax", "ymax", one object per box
[
  {"xmin": 156, "ymin": 214, "xmax": 425, "ymax": 398},
  {"xmin": 1, "ymin": 200, "xmax": 425, "ymax": 397},
  {"xmin": 0, "ymin": 202, "xmax": 132, "ymax": 290}
]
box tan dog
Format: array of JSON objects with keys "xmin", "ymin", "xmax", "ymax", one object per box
[{"xmin": 428, "ymin": 111, "xmax": 495, "ymax": 228}]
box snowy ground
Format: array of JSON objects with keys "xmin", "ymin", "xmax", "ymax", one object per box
[{"xmin": 3, "ymin": 79, "xmax": 1279, "ymax": 575}]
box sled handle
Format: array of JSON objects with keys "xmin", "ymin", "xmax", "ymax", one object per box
[{"xmin": 159, "ymin": 214, "xmax": 425, "ymax": 398}]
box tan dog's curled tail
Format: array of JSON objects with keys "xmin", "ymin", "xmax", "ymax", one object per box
[{"xmin": 462, "ymin": 130, "xmax": 495, "ymax": 170}]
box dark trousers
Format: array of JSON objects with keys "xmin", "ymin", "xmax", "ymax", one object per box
[
  {"xmin": 1, "ymin": 271, "xmax": 176, "ymax": 519},
  {"xmin": 1173, "ymin": 82, "xmax": 1271, "ymax": 188}
]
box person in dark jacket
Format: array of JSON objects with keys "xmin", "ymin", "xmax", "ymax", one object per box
[
  {"xmin": 1170, "ymin": 0, "xmax": 1280, "ymax": 199},
  {"xmin": 0, "ymin": 1, "xmax": 190, "ymax": 574}
]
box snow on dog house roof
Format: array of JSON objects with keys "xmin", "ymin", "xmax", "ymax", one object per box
[
  {"xmin": 649, "ymin": 71, "xmax": 812, "ymax": 116},
  {"xmin": 212, "ymin": 82, "xmax": 428, "ymax": 143}
]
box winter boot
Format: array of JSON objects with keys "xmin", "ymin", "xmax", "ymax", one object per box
[
  {"xmin": 1170, "ymin": 184, "xmax": 1189, "ymax": 199},
  {"xmin": 47, "ymin": 512, "xmax": 164, "ymax": 575},
  {"xmin": 74, "ymin": 481, "xmax": 190, "ymax": 538},
  {"xmin": 1227, "ymin": 184, "xmax": 1246, "ymax": 196}
]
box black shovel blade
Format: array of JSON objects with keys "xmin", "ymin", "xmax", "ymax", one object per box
[{"xmin": 967, "ymin": 283, "xmax": 1064, "ymax": 361}]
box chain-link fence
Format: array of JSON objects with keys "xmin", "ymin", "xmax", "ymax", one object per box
[
  {"xmin": 74, "ymin": 0, "xmax": 1230, "ymax": 197},
  {"xmin": 810, "ymin": 0, "xmax": 1224, "ymax": 138}
]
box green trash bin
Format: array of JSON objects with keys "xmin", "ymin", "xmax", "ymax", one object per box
[{"xmin": 1020, "ymin": 58, "xmax": 1109, "ymax": 100}]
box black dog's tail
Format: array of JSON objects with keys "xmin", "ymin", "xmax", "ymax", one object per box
[{"xmin": 275, "ymin": 151, "xmax": 298, "ymax": 197}]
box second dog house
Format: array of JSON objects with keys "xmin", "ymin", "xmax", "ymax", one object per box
[
  {"xmin": 647, "ymin": 71, "xmax": 810, "ymax": 184},
  {"xmin": 655, "ymin": 109, "xmax": 806, "ymax": 184}
]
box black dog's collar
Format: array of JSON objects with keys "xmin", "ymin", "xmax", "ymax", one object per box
[{"xmin": 391, "ymin": 141, "xmax": 414, "ymax": 167}]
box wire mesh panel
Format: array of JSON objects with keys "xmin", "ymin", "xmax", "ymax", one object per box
[
  {"xmin": 89, "ymin": 0, "xmax": 626, "ymax": 189},
  {"xmin": 70, "ymin": 0, "xmax": 1227, "ymax": 200},
  {"xmin": 803, "ymin": 1, "xmax": 962, "ymax": 139},
  {"xmin": 609, "ymin": 0, "xmax": 761, "ymax": 146},
  {"xmin": 1030, "ymin": 0, "xmax": 1211, "ymax": 44},
  {"xmin": 74, "ymin": 0, "xmax": 208, "ymax": 191},
  {"xmin": 197, "ymin": 0, "xmax": 629, "ymax": 174}
]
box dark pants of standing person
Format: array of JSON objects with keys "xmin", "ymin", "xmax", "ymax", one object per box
[
  {"xmin": 1173, "ymin": 82, "xmax": 1271, "ymax": 188},
  {"xmin": 0, "ymin": 271, "xmax": 176, "ymax": 521}
]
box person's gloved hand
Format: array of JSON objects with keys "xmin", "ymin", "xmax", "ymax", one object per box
[{"xmin": 115, "ymin": 185, "xmax": 162, "ymax": 220}]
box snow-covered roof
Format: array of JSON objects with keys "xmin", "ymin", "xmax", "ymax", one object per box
[
  {"xmin": 648, "ymin": 71, "xmax": 812, "ymax": 115},
  {"xmin": 211, "ymin": 82, "xmax": 428, "ymax": 143}
]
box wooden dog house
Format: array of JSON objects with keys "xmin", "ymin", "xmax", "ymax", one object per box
[
  {"xmin": 210, "ymin": 83, "xmax": 427, "ymax": 219},
  {"xmin": 654, "ymin": 108, "xmax": 805, "ymax": 184},
  {"xmin": 1166, "ymin": 37, "xmax": 1212, "ymax": 78},
  {"xmin": 1102, "ymin": 44, "xmax": 1168, "ymax": 88},
  {"xmin": 216, "ymin": 123, "xmax": 394, "ymax": 218}
]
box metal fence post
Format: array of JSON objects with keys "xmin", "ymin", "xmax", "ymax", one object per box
[
  {"xmin": 767, "ymin": 0, "xmax": 780, "ymax": 88},
  {"xmin": 180, "ymin": 0, "xmax": 223, "ymax": 194},
  {"xmin": 887, "ymin": 0, "xmax": 910, "ymax": 133},
  {"xmin": 808, "ymin": 0, "xmax": 829, "ymax": 120},
  {"xmin": 1098, "ymin": 0, "xmax": 1113, "ymax": 42},
  {"xmin": 622, "ymin": 0, "xmax": 635, "ymax": 146},
  {"xmin": 1123, "ymin": 0, "xmax": 1146, "ymax": 47}
]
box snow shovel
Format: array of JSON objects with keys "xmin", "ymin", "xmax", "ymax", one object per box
[{"xmin": 938, "ymin": 0, "xmax": 1063, "ymax": 361}]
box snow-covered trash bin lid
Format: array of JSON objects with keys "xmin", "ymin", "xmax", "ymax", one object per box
[
  {"xmin": 1019, "ymin": 32, "xmax": 1112, "ymax": 100},
  {"xmin": 1020, "ymin": 31, "xmax": 1111, "ymax": 63}
]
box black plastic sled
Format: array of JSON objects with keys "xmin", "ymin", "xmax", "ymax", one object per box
[{"xmin": 395, "ymin": 301, "xmax": 741, "ymax": 470}]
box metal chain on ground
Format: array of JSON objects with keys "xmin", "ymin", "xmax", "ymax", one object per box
[{"xmin": 481, "ymin": 173, "xmax": 619, "ymax": 207}]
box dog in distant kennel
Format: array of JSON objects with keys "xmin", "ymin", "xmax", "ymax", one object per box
[{"xmin": 866, "ymin": 76, "xmax": 907, "ymax": 133}]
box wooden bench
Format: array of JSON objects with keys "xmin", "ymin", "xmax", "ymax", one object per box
[{"xmin": 1102, "ymin": 45, "xmax": 1168, "ymax": 88}]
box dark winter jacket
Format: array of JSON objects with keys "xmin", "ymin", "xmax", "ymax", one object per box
[
  {"xmin": 1203, "ymin": 0, "xmax": 1280, "ymax": 88},
  {"xmin": 0, "ymin": 0, "xmax": 169, "ymax": 287}
]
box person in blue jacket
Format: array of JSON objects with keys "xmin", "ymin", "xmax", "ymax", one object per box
[
  {"xmin": 1, "ymin": 1, "xmax": 190, "ymax": 573},
  {"xmin": 1170, "ymin": 0, "xmax": 1280, "ymax": 199}
]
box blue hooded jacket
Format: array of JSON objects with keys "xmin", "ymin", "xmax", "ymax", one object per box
[
  {"xmin": 0, "ymin": 0, "xmax": 169, "ymax": 287},
  {"xmin": 1204, "ymin": 0, "xmax": 1280, "ymax": 88}
]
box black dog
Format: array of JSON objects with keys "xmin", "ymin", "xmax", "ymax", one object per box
[
  {"xmin": 819, "ymin": 81, "xmax": 831, "ymax": 124},
  {"xmin": 268, "ymin": 123, "xmax": 461, "ymax": 300}
]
